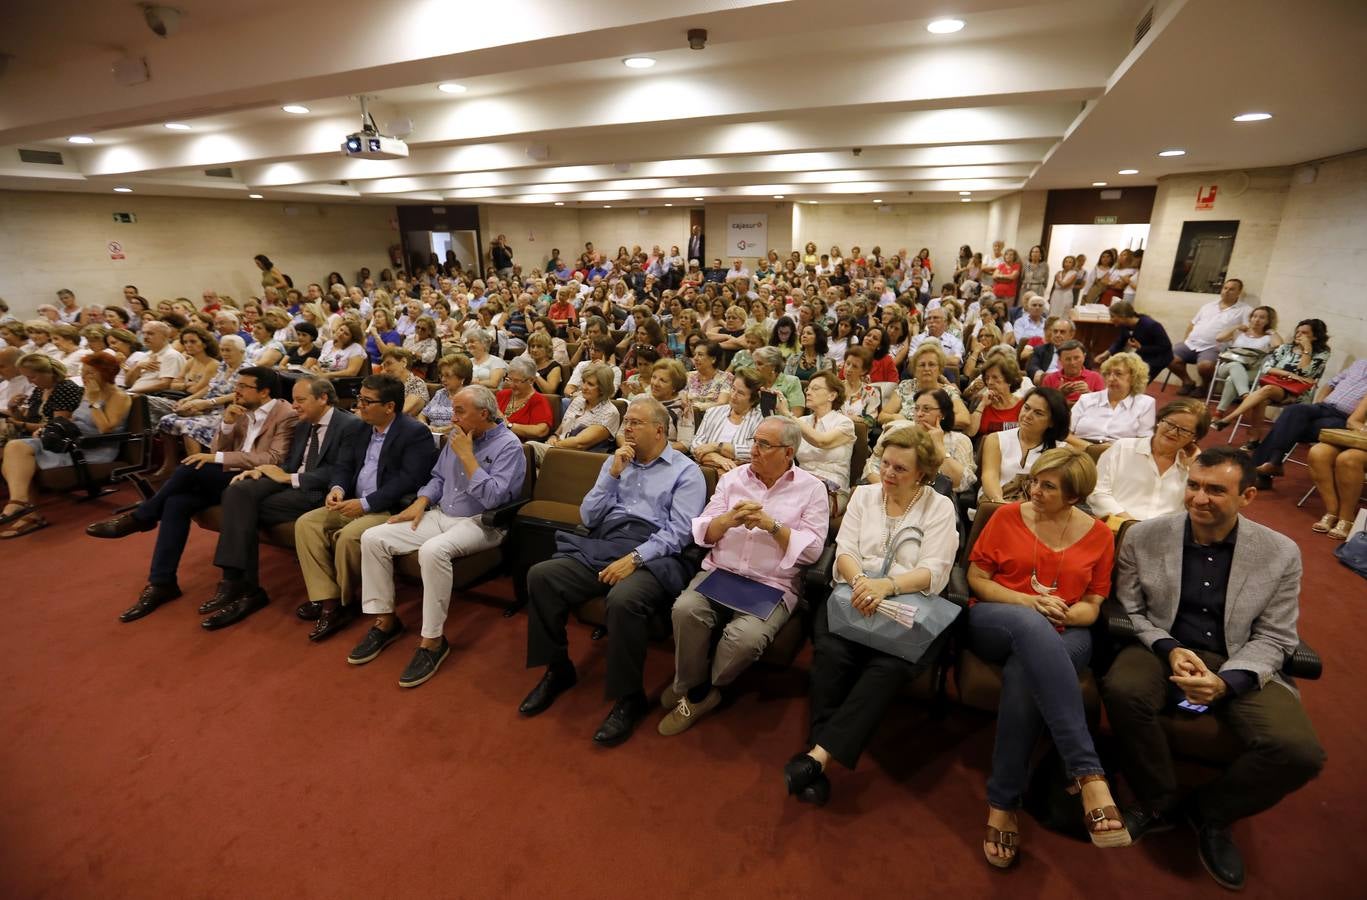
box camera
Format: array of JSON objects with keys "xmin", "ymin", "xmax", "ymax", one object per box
[{"xmin": 142, "ymin": 5, "xmax": 182, "ymax": 38}]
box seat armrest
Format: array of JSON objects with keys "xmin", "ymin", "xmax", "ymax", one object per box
[
  {"xmin": 481, "ymin": 498, "xmax": 530, "ymax": 529},
  {"xmin": 946, "ymin": 565, "xmax": 969, "ymax": 608},
  {"xmin": 1102, "ymin": 596, "xmax": 1138, "ymax": 640},
  {"xmin": 1285, "ymin": 641, "xmax": 1322, "ymax": 680},
  {"xmin": 803, "ymin": 543, "xmax": 836, "ymax": 603}
]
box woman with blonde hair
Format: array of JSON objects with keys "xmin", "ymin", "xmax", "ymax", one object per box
[{"xmin": 1066, "ymin": 352, "xmax": 1156, "ymax": 454}]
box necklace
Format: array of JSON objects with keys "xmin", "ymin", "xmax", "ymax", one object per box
[
  {"xmin": 881, "ymin": 484, "xmax": 923, "ymax": 554},
  {"xmin": 1030, "ymin": 509, "xmax": 1072, "ymax": 595}
]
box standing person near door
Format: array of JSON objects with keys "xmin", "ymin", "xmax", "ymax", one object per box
[{"xmin": 491, "ymin": 234, "xmax": 514, "ymax": 280}]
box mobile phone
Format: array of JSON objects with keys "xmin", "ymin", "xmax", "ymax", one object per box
[
  {"xmin": 1176, "ymin": 698, "xmax": 1209, "ymax": 714},
  {"xmin": 759, "ymin": 389, "xmax": 777, "ymax": 417}
]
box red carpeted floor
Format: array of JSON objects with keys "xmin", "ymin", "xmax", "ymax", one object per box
[{"xmin": 1, "ymin": 402, "xmax": 1362, "ymax": 899}]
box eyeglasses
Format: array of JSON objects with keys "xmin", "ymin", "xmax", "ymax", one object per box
[
  {"xmin": 1159, "ymin": 420, "xmax": 1196, "ymax": 440},
  {"xmin": 355, "ymin": 396, "xmax": 386, "ymax": 407},
  {"xmin": 622, "ymin": 417, "xmax": 654, "ymax": 429},
  {"xmin": 752, "ymin": 439, "xmax": 785, "ymax": 452}
]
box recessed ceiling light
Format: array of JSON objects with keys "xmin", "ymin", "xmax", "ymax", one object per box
[
  {"xmin": 67, "ymin": 136, "xmax": 94, "ymax": 144},
  {"xmin": 603, "ymin": 205, "xmax": 612, "ymax": 208},
  {"xmin": 664, "ymin": 203, "xmax": 673, "ymax": 207},
  {"xmin": 164, "ymin": 122, "xmax": 191, "ymax": 131},
  {"xmin": 113, "ymin": 186, "xmax": 133, "ymax": 193},
  {"xmin": 437, "ymin": 83, "xmax": 467, "ymax": 94},
  {"xmin": 960, "ymin": 198, "xmax": 971, "ymax": 202},
  {"xmin": 553, "ymin": 201, "xmax": 564, "ymax": 206},
  {"xmin": 773, "ymin": 195, "xmax": 785, "ymax": 199},
  {"xmin": 622, "ymin": 57, "xmax": 656, "ymax": 69},
  {"xmin": 926, "ymin": 18, "xmax": 965, "ymax": 34},
  {"xmin": 958, "ymin": 191, "xmax": 971, "ymax": 196},
  {"xmin": 281, "ymin": 105, "xmax": 310, "ymax": 114},
  {"xmin": 1157, "ymin": 149, "xmax": 1186, "ymax": 157},
  {"xmin": 1233, "ymin": 112, "xmax": 1272, "ymax": 122},
  {"xmin": 1092, "ymin": 181, "xmax": 1108, "ymax": 186},
  {"xmin": 694, "ymin": 197, "xmax": 704, "ymax": 201},
  {"xmin": 248, "ymin": 194, "xmax": 263, "ymax": 199},
  {"xmin": 873, "ymin": 199, "xmax": 882, "ymax": 203},
  {"xmin": 1118, "ymin": 169, "xmax": 1139, "ymax": 175}
]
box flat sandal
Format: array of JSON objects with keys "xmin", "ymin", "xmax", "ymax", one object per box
[
  {"xmin": 1076, "ymin": 775, "xmax": 1132, "ymax": 849},
  {"xmin": 983, "ymin": 825, "xmax": 1020, "ymax": 870},
  {"xmin": 1312, "ymin": 514, "xmax": 1338, "ymax": 534}
]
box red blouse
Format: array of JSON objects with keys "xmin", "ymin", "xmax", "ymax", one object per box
[
  {"xmin": 869, "ymin": 355, "xmax": 900, "ymax": 383},
  {"xmin": 978, "ymin": 398, "xmax": 1024, "ymax": 436},
  {"xmin": 992, "ymin": 261, "xmax": 1021, "ymax": 298},
  {"xmin": 496, "ymin": 389, "xmax": 554, "ymax": 431},
  {"xmin": 968, "ymin": 503, "xmax": 1113, "ymax": 624}
]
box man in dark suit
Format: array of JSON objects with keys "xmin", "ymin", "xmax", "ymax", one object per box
[
  {"xmin": 1102, "ymin": 447, "xmax": 1324, "ymax": 891},
  {"xmin": 291, "ymin": 374, "xmax": 438, "ymax": 640},
  {"xmin": 687, "ymin": 225, "xmax": 704, "ymax": 266},
  {"xmin": 201, "ymin": 376, "xmax": 366, "ymax": 635},
  {"xmin": 1025, "ymin": 317, "xmax": 1083, "ymax": 383},
  {"xmin": 90, "ymin": 366, "xmax": 297, "ymax": 625}
]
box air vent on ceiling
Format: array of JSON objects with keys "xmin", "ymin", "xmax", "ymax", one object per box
[
  {"xmin": 18, "ymin": 148, "xmax": 64, "ymax": 165},
  {"xmin": 204, "ymin": 167, "xmax": 234, "ymax": 178},
  {"xmin": 1133, "ymin": 6, "xmax": 1154, "ymax": 46}
]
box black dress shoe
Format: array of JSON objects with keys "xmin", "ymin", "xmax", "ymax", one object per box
[
  {"xmin": 798, "ymin": 773, "xmax": 831, "ymax": 807},
  {"xmin": 119, "ymin": 583, "xmax": 181, "ymax": 623},
  {"xmin": 784, "ymin": 752, "xmax": 824, "ymax": 795},
  {"xmin": 1123, "ymin": 807, "xmax": 1175, "ymax": 844},
  {"xmin": 518, "ymin": 665, "xmax": 578, "ymax": 717},
  {"xmin": 1189, "ymin": 812, "xmax": 1245, "ymax": 891},
  {"xmin": 346, "ymin": 622, "xmax": 406, "ymax": 665},
  {"xmin": 592, "ymin": 694, "xmax": 647, "ymax": 747},
  {"xmin": 201, "ymin": 589, "xmax": 268, "ymax": 631},
  {"xmin": 295, "ymin": 600, "xmax": 324, "ymax": 621},
  {"xmin": 198, "ymin": 580, "xmax": 246, "ymax": 615},
  {"xmin": 1255, "ymin": 473, "xmax": 1273, "ymax": 491},
  {"xmin": 87, "ymin": 512, "xmax": 156, "ymax": 539},
  {"xmin": 309, "ymin": 604, "xmax": 355, "ymax": 642},
  {"xmin": 398, "ymin": 639, "xmax": 451, "ymax": 688}
]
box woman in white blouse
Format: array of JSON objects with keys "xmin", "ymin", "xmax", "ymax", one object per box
[
  {"xmin": 691, "ymin": 369, "xmax": 763, "ymax": 473},
  {"xmin": 868, "ymin": 388, "xmax": 977, "ymax": 493},
  {"xmin": 782, "ymin": 426, "xmax": 958, "ymax": 806},
  {"xmin": 979, "ymin": 387, "xmax": 1070, "ymax": 503},
  {"xmin": 1089, "ymin": 399, "xmax": 1208, "ymax": 521},
  {"xmin": 1212, "ymin": 305, "xmax": 1281, "ymax": 414},
  {"xmin": 794, "ymin": 372, "xmax": 857, "ymax": 512},
  {"xmin": 1066, "ymin": 352, "xmax": 1156, "ymax": 455},
  {"xmin": 466, "ymin": 327, "xmax": 508, "ymax": 390}
]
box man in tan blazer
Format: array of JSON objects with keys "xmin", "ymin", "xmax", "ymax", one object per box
[
  {"xmin": 1102, "ymin": 446, "xmax": 1325, "ymax": 891},
  {"xmin": 88, "ymin": 366, "xmax": 298, "ymax": 627}
]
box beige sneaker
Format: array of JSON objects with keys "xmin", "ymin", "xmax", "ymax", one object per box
[
  {"xmin": 658, "ymin": 689, "xmax": 721, "ymax": 736},
  {"xmin": 660, "ymin": 682, "xmax": 684, "ymax": 709}
]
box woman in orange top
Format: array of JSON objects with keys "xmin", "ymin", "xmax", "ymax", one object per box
[{"xmin": 966, "ymin": 448, "xmax": 1130, "ymax": 868}]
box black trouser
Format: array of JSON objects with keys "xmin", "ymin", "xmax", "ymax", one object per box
[
  {"xmin": 525, "ymin": 556, "xmax": 669, "ymax": 701},
  {"xmin": 136, "ymin": 463, "xmax": 234, "ymax": 585},
  {"xmin": 212, "ymin": 478, "xmax": 325, "ymax": 586},
  {"xmin": 807, "ymin": 605, "xmax": 942, "ymax": 770},
  {"xmin": 1251, "ymin": 402, "xmax": 1346, "ymax": 467},
  {"xmin": 1102, "ymin": 645, "xmax": 1325, "ymax": 827}
]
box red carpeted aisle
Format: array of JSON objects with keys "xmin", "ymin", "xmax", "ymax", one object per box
[{"xmin": 1, "ymin": 409, "xmax": 1361, "ymax": 899}]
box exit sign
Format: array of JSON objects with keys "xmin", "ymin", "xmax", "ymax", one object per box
[{"xmin": 1093, "ymin": 215, "xmax": 1118, "ymax": 225}]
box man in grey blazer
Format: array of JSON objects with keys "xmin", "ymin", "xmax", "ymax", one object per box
[{"xmin": 1103, "ymin": 446, "xmax": 1324, "ymax": 892}]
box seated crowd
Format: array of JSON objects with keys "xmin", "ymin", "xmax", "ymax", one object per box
[{"xmin": 1, "ymin": 237, "xmax": 1353, "ymax": 893}]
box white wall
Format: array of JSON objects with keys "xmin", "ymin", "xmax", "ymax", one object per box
[
  {"xmin": 788, "ymin": 200, "xmax": 990, "ymax": 277},
  {"xmin": 0, "ymin": 191, "xmax": 399, "ymax": 316},
  {"xmin": 704, "ymin": 201, "xmax": 794, "ymax": 268}
]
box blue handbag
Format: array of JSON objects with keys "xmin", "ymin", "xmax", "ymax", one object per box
[
  {"xmin": 826, "ymin": 524, "xmax": 962, "ymax": 664},
  {"xmin": 1334, "ymin": 531, "xmax": 1367, "ymax": 580}
]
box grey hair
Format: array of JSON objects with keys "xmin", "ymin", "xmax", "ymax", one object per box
[
  {"xmin": 762, "ymin": 414, "xmax": 802, "ymax": 450},
  {"xmin": 752, "ymin": 346, "xmax": 785, "ymax": 369},
  {"xmin": 218, "ymin": 334, "xmax": 246, "ymax": 353},
  {"xmin": 626, "ymin": 396, "xmax": 670, "ymax": 429},
  {"xmin": 468, "ymin": 327, "xmax": 493, "ymax": 349},
  {"xmin": 458, "ymin": 384, "xmax": 502, "ymax": 422},
  {"xmin": 508, "ymin": 357, "xmax": 537, "ymax": 379},
  {"xmin": 295, "ymin": 374, "xmax": 337, "ymax": 404}
]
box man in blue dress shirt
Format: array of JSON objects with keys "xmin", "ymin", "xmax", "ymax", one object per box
[
  {"xmin": 351, "ymin": 386, "xmax": 526, "ymax": 687},
  {"xmin": 519, "ymin": 397, "xmax": 707, "ymax": 747}
]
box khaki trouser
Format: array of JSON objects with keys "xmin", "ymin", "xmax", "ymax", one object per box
[
  {"xmin": 294, "ymin": 505, "xmax": 391, "ymax": 604},
  {"xmin": 670, "ymin": 569, "xmax": 792, "ymax": 694}
]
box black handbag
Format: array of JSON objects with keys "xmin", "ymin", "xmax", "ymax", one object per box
[{"xmin": 39, "ymin": 417, "xmax": 84, "ymax": 454}]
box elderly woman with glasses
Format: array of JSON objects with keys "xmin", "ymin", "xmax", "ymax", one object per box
[
  {"xmin": 529, "ymin": 363, "xmax": 620, "ymax": 466},
  {"xmin": 497, "ymin": 358, "xmax": 554, "ymax": 441},
  {"xmin": 967, "ymin": 448, "xmax": 1130, "ymax": 867},
  {"xmin": 379, "ymin": 347, "xmax": 431, "ymax": 416},
  {"xmin": 420, "ymin": 355, "xmax": 473, "ymax": 434},
  {"xmin": 692, "ymin": 369, "xmax": 765, "ymax": 473},
  {"xmin": 1089, "ymin": 398, "xmax": 1208, "ymax": 522}
]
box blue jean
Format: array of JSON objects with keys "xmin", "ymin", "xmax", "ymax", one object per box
[
  {"xmin": 968, "ymin": 602, "xmax": 1103, "ymax": 810},
  {"xmin": 1251, "ymin": 401, "xmax": 1346, "ymax": 467}
]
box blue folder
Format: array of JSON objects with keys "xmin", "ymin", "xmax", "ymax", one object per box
[{"xmin": 697, "ymin": 568, "xmax": 785, "ymax": 621}]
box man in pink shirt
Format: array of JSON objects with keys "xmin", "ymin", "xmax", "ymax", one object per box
[
  {"xmin": 658, "ymin": 416, "xmax": 830, "ymax": 735},
  {"xmin": 1041, "ymin": 341, "xmax": 1104, "ymax": 406}
]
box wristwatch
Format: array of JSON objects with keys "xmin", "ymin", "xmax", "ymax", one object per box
[
  {"xmin": 768, "ymin": 518, "xmax": 783, "ymax": 536},
  {"xmin": 90, "ymin": 399, "xmax": 106, "ymax": 410},
  {"xmin": 629, "ymin": 550, "xmax": 645, "ymax": 568}
]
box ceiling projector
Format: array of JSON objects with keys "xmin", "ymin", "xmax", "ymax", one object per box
[{"xmin": 342, "ymin": 132, "xmax": 408, "ymax": 159}]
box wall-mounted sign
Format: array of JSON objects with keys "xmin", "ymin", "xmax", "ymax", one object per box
[
  {"xmin": 112, "ymin": 212, "xmax": 136, "ymax": 224},
  {"xmin": 727, "ymin": 213, "xmax": 767, "ymax": 253},
  {"xmin": 107, "ymin": 240, "xmax": 125, "ymax": 260},
  {"xmin": 1196, "ymin": 185, "xmax": 1218, "ymax": 210},
  {"xmin": 1093, "ymin": 215, "xmax": 1118, "ymax": 225}
]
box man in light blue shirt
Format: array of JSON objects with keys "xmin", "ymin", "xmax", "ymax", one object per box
[
  {"xmin": 353, "ymin": 385, "xmax": 526, "ymax": 687},
  {"xmin": 520, "ymin": 397, "xmax": 706, "ymax": 747}
]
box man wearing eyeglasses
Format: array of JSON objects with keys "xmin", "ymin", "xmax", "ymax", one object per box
[
  {"xmin": 520, "ymin": 397, "xmax": 706, "ymax": 747},
  {"xmin": 89, "ymin": 367, "xmax": 298, "ymax": 625},
  {"xmin": 291, "ymin": 374, "xmax": 439, "ymax": 642},
  {"xmin": 349, "ymin": 385, "xmax": 525, "ymax": 687},
  {"xmin": 658, "ymin": 416, "xmax": 829, "ymax": 736}
]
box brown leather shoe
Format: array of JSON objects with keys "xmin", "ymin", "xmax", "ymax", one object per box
[
  {"xmin": 309, "ymin": 603, "xmax": 355, "ymax": 642},
  {"xmin": 88, "ymin": 512, "xmax": 156, "ymax": 539},
  {"xmin": 119, "ymin": 583, "xmax": 182, "ymax": 622},
  {"xmin": 198, "ymin": 580, "xmax": 246, "ymax": 615}
]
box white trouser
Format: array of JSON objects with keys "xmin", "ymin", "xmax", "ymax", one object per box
[{"xmin": 359, "ymin": 510, "xmax": 505, "ymax": 638}]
